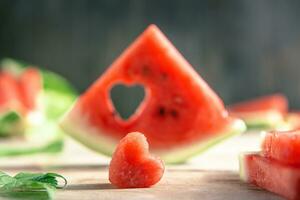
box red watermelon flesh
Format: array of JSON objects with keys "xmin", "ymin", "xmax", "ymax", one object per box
[
  {"xmin": 0, "ymin": 68, "xmax": 42, "ymax": 114},
  {"xmin": 109, "ymin": 132, "xmax": 164, "ymax": 188},
  {"xmin": 262, "ymin": 129, "xmax": 300, "ymax": 166},
  {"xmin": 229, "ymin": 94, "xmax": 288, "ymax": 114},
  {"xmin": 0, "ymin": 72, "xmax": 24, "ymax": 113},
  {"xmin": 240, "ymin": 152, "xmax": 300, "ymax": 200},
  {"xmin": 18, "ymin": 67, "xmax": 42, "ymax": 111},
  {"xmin": 60, "ymin": 25, "xmax": 245, "ymax": 163}
]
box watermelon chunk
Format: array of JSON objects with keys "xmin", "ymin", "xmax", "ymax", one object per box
[
  {"xmin": 240, "ymin": 152, "xmax": 300, "ymax": 200},
  {"xmin": 60, "ymin": 24, "xmax": 245, "ymax": 163},
  {"xmin": 262, "ymin": 129, "xmax": 300, "ymax": 166},
  {"xmin": 228, "ymin": 94, "xmax": 288, "ymax": 130},
  {"xmin": 109, "ymin": 132, "xmax": 164, "ymax": 188}
]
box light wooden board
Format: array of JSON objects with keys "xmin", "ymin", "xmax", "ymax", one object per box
[
  {"xmin": 0, "ymin": 132, "xmax": 284, "ymax": 199},
  {"xmin": 1, "ymin": 166, "xmax": 283, "ymax": 200}
]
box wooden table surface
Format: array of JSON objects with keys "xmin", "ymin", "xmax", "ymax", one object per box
[{"xmin": 0, "ymin": 132, "xmax": 284, "ymax": 200}]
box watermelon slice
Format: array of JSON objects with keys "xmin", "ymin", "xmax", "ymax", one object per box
[
  {"xmin": 18, "ymin": 67, "xmax": 42, "ymax": 111},
  {"xmin": 240, "ymin": 152, "xmax": 300, "ymax": 200},
  {"xmin": 60, "ymin": 24, "xmax": 246, "ymax": 163},
  {"xmin": 262, "ymin": 129, "xmax": 300, "ymax": 166},
  {"xmin": 109, "ymin": 132, "xmax": 164, "ymax": 188},
  {"xmin": 0, "ymin": 58, "xmax": 77, "ymax": 156},
  {"xmin": 0, "ymin": 68, "xmax": 41, "ymax": 137},
  {"xmin": 228, "ymin": 94, "xmax": 288, "ymax": 130}
]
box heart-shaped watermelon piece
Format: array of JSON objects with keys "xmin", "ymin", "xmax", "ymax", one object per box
[{"xmin": 109, "ymin": 132, "xmax": 164, "ymax": 188}]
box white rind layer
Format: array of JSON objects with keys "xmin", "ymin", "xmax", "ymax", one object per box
[
  {"xmin": 60, "ymin": 103, "xmax": 246, "ymax": 163},
  {"xmin": 238, "ymin": 110, "xmax": 286, "ymax": 130},
  {"xmin": 239, "ymin": 153, "xmax": 248, "ymax": 182},
  {"xmin": 239, "ymin": 151, "xmax": 260, "ymax": 182}
]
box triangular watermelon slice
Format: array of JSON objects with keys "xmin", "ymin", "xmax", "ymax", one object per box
[
  {"xmin": 228, "ymin": 94, "xmax": 288, "ymax": 130},
  {"xmin": 60, "ymin": 25, "xmax": 246, "ymax": 163}
]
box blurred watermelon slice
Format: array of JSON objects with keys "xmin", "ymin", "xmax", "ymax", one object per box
[
  {"xmin": 0, "ymin": 58, "xmax": 77, "ymax": 156},
  {"xmin": 60, "ymin": 25, "xmax": 246, "ymax": 163},
  {"xmin": 0, "ymin": 67, "xmax": 41, "ymax": 137},
  {"xmin": 228, "ymin": 94, "xmax": 288, "ymax": 130}
]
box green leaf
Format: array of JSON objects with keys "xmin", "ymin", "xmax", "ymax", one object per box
[{"xmin": 0, "ymin": 171, "xmax": 67, "ymax": 200}]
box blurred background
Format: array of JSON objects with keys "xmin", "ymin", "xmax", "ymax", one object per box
[{"xmin": 1, "ymin": 0, "xmax": 300, "ymax": 110}]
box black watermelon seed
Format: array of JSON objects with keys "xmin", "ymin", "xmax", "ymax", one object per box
[
  {"xmin": 142, "ymin": 65, "xmax": 151, "ymax": 76},
  {"xmin": 161, "ymin": 72, "xmax": 168, "ymax": 80},
  {"xmin": 170, "ymin": 109, "xmax": 179, "ymax": 118},
  {"xmin": 158, "ymin": 106, "xmax": 166, "ymax": 116}
]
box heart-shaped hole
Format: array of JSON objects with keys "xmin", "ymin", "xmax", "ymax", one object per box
[{"xmin": 110, "ymin": 84, "xmax": 145, "ymax": 120}]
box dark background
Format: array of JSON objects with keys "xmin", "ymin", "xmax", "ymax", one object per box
[{"xmin": 1, "ymin": 0, "xmax": 300, "ymax": 110}]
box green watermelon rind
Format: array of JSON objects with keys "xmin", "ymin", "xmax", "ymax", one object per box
[
  {"xmin": 0, "ymin": 110, "xmax": 24, "ymax": 137},
  {"xmin": 238, "ymin": 111, "xmax": 286, "ymax": 130},
  {"xmin": 60, "ymin": 105, "xmax": 246, "ymax": 163},
  {"xmin": 159, "ymin": 119, "xmax": 246, "ymax": 163}
]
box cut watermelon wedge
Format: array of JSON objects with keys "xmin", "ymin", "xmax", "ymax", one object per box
[
  {"xmin": 60, "ymin": 24, "xmax": 246, "ymax": 163},
  {"xmin": 262, "ymin": 129, "xmax": 300, "ymax": 166},
  {"xmin": 228, "ymin": 94, "xmax": 288, "ymax": 130},
  {"xmin": 240, "ymin": 152, "xmax": 300, "ymax": 200}
]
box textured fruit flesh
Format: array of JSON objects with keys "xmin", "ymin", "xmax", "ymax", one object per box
[
  {"xmin": 229, "ymin": 94, "xmax": 288, "ymax": 114},
  {"xmin": 0, "ymin": 68, "xmax": 41, "ymax": 114},
  {"xmin": 71, "ymin": 25, "xmax": 234, "ymax": 149},
  {"xmin": 0, "ymin": 72, "xmax": 23, "ymax": 113},
  {"xmin": 241, "ymin": 153, "xmax": 300, "ymax": 200},
  {"xmin": 262, "ymin": 130, "xmax": 300, "ymax": 166},
  {"xmin": 18, "ymin": 68, "xmax": 42, "ymax": 111},
  {"xmin": 109, "ymin": 132, "xmax": 164, "ymax": 188}
]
